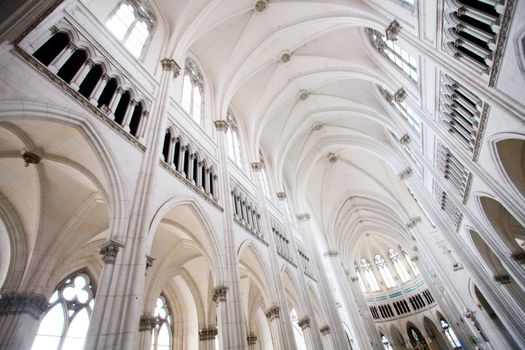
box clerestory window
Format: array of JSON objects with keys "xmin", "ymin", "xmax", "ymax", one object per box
[
  {"xmin": 227, "ymin": 108, "xmax": 242, "ymax": 166},
  {"xmin": 389, "ymin": 248, "xmax": 411, "ymax": 283},
  {"xmin": 106, "ymin": 1, "xmax": 155, "ymax": 58},
  {"xmin": 374, "ymin": 254, "xmax": 397, "ymax": 288},
  {"xmin": 182, "ymin": 58, "xmax": 204, "ymax": 123},
  {"xmin": 360, "ymin": 258, "xmax": 381, "ymax": 292}
]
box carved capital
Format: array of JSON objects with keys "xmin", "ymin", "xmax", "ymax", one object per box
[
  {"xmin": 494, "ymin": 273, "xmax": 511, "ymax": 285},
  {"xmin": 250, "ymin": 162, "xmax": 263, "ymax": 171},
  {"xmin": 399, "ymin": 134, "xmax": 411, "ymax": 145},
  {"xmin": 199, "ymin": 327, "xmax": 218, "ymax": 341},
  {"xmin": 385, "ymin": 20, "xmax": 401, "ymax": 41},
  {"xmin": 0, "ymin": 293, "xmax": 48, "ymax": 319},
  {"xmin": 160, "ymin": 58, "xmax": 181, "ymax": 78},
  {"xmin": 399, "ymin": 167, "xmax": 413, "ymax": 180},
  {"xmin": 351, "ymin": 277, "xmax": 359, "ymax": 283},
  {"xmin": 213, "ymin": 285, "xmax": 228, "ymax": 303},
  {"xmin": 296, "ymin": 213, "xmax": 311, "ymax": 221},
  {"xmin": 99, "ymin": 240, "xmax": 124, "ymax": 264},
  {"xmin": 146, "ymin": 255, "xmax": 155, "ymax": 271},
  {"xmin": 247, "ymin": 333, "xmax": 258, "ymax": 345},
  {"xmin": 276, "ymin": 192, "xmax": 286, "ymax": 200},
  {"xmin": 510, "ymin": 251, "xmax": 525, "ymax": 264},
  {"xmin": 324, "ymin": 250, "xmax": 339, "ymax": 257},
  {"xmin": 320, "ymin": 325, "xmax": 331, "ymax": 335},
  {"xmin": 393, "ymin": 88, "xmax": 407, "ymax": 102},
  {"xmin": 214, "ymin": 120, "xmax": 229, "ymax": 132},
  {"xmin": 139, "ymin": 314, "xmax": 158, "ymax": 331},
  {"xmin": 406, "ymin": 216, "xmax": 421, "ymax": 229},
  {"xmin": 265, "ymin": 305, "xmax": 280, "ymax": 321},
  {"xmin": 298, "ymin": 317, "xmax": 311, "ymax": 330}
]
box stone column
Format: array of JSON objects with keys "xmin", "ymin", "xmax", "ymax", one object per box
[
  {"xmin": 320, "ymin": 325, "xmax": 334, "ymax": 350},
  {"xmin": 122, "ymin": 99, "xmax": 137, "ymax": 131},
  {"xmin": 298, "ymin": 317, "xmax": 317, "ymax": 350},
  {"xmin": 324, "ymin": 250, "xmax": 377, "ymax": 350},
  {"xmin": 90, "ymin": 74, "xmax": 109, "ymax": 104},
  {"xmin": 49, "ymin": 42, "xmax": 76, "ymax": 73},
  {"xmin": 265, "ymin": 306, "xmax": 289, "ymax": 350},
  {"xmin": 198, "ymin": 326, "xmax": 218, "ymax": 350},
  {"xmin": 84, "ymin": 58, "xmax": 180, "ymax": 350},
  {"xmin": 70, "ymin": 59, "xmax": 94, "ymax": 90},
  {"xmin": 0, "ymin": 293, "xmax": 48, "ymax": 350},
  {"xmin": 137, "ymin": 314, "xmax": 157, "ymax": 350},
  {"xmin": 109, "ymin": 88, "xmax": 124, "ymax": 116},
  {"xmin": 137, "ymin": 111, "xmax": 149, "ymax": 140}
]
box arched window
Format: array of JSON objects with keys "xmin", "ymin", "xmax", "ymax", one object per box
[
  {"xmin": 360, "ymin": 258, "xmax": 381, "ymax": 292},
  {"xmin": 354, "ymin": 263, "xmax": 367, "ymax": 292},
  {"xmin": 401, "ymin": 247, "xmax": 420, "ymax": 276},
  {"xmin": 389, "ymin": 248, "xmax": 411, "ymax": 283},
  {"xmin": 151, "ymin": 295, "xmax": 172, "ymax": 350},
  {"xmin": 366, "ymin": 28, "xmax": 418, "ymax": 81},
  {"xmin": 440, "ymin": 319, "xmax": 461, "ymax": 348},
  {"xmin": 181, "ymin": 58, "xmax": 204, "ymax": 123},
  {"xmin": 381, "ymin": 334, "xmax": 393, "ymax": 350},
  {"xmin": 259, "ymin": 154, "xmax": 272, "ymax": 197},
  {"xmin": 31, "ymin": 271, "xmax": 95, "ymax": 350},
  {"xmin": 374, "ymin": 254, "xmax": 397, "ymax": 288},
  {"xmin": 106, "ymin": 1, "xmax": 155, "ymax": 58},
  {"xmin": 226, "ymin": 108, "xmax": 242, "ymax": 166}
]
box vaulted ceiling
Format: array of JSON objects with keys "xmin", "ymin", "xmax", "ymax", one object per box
[{"xmin": 156, "ymin": 0, "xmax": 421, "ymax": 268}]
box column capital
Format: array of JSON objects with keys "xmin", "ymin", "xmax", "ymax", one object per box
[
  {"xmin": 99, "ymin": 239, "xmax": 124, "ymax": 264},
  {"xmin": 511, "ymin": 251, "xmax": 525, "ymax": 264},
  {"xmin": 247, "ymin": 333, "xmax": 258, "ymax": 345},
  {"xmin": 298, "ymin": 317, "xmax": 311, "ymax": 330},
  {"xmin": 296, "ymin": 213, "xmax": 311, "ymax": 221},
  {"xmin": 145, "ymin": 255, "xmax": 155, "ymax": 271},
  {"xmin": 276, "ymin": 192, "xmax": 286, "ymax": 200},
  {"xmin": 324, "ymin": 250, "xmax": 339, "ymax": 257},
  {"xmin": 385, "ymin": 19, "xmax": 401, "ymax": 41},
  {"xmin": 393, "ymin": 87, "xmax": 407, "ymax": 102},
  {"xmin": 493, "ymin": 273, "xmax": 511, "ymax": 284},
  {"xmin": 406, "ymin": 216, "xmax": 421, "ymax": 229},
  {"xmin": 0, "ymin": 293, "xmax": 48, "ymax": 319},
  {"xmin": 213, "ymin": 285, "xmax": 228, "ymax": 303},
  {"xmin": 198, "ymin": 326, "xmax": 218, "ymax": 341},
  {"xmin": 399, "ymin": 134, "xmax": 411, "ymax": 145},
  {"xmin": 214, "ymin": 120, "xmax": 229, "ymax": 132},
  {"xmin": 250, "ymin": 162, "xmax": 263, "ymax": 171},
  {"xmin": 320, "ymin": 325, "xmax": 331, "ymax": 335},
  {"xmin": 160, "ymin": 58, "xmax": 181, "ymax": 77},
  {"xmin": 398, "ymin": 167, "xmax": 413, "ymax": 180},
  {"xmin": 265, "ymin": 305, "xmax": 280, "ymax": 321},
  {"xmin": 139, "ymin": 314, "xmax": 158, "ymax": 331}
]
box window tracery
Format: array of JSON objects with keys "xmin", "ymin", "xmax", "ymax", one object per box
[
  {"xmin": 151, "ymin": 296, "xmax": 171, "ymax": 350},
  {"xmin": 182, "ymin": 58, "xmax": 204, "ymax": 123},
  {"xmin": 440, "ymin": 319, "xmax": 461, "ymax": 348},
  {"xmin": 374, "ymin": 254, "xmax": 397, "ymax": 288},
  {"xmin": 366, "ymin": 28, "xmax": 418, "ymax": 81},
  {"xmin": 106, "ymin": 1, "xmax": 155, "ymax": 58},
  {"xmin": 389, "ymin": 248, "xmax": 411, "ymax": 283},
  {"xmin": 31, "ymin": 271, "xmax": 95, "ymax": 350},
  {"xmin": 360, "ymin": 258, "xmax": 381, "ymax": 292},
  {"xmin": 226, "ymin": 108, "xmax": 242, "ymax": 166},
  {"xmin": 381, "ymin": 334, "xmax": 394, "ymax": 350}
]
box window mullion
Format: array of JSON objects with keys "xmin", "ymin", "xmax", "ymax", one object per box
[{"xmin": 123, "ymin": 18, "xmax": 138, "ymax": 44}]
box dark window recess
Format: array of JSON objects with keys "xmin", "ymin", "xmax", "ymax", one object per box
[{"xmin": 33, "ymin": 32, "xmax": 69, "ymax": 66}]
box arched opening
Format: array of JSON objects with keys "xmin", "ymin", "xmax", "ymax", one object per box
[
  {"xmin": 129, "ymin": 102, "xmax": 143, "ymax": 137},
  {"xmin": 78, "ymin": 64, "xmax": 103, "ymax": 99},
  {"xmin": 173, "ymin": 140, "xmax": 180, "ymax": 171},
  {"xmin": 183, "ymin": 147, "xmax": 190, "ymax": 177},
  {"xmin": 114, "ymin": 90, "xmax": 131, "ymax": 125},
  {"xmin": 474, "ymin": 285, "xmax": 519, "ymax": 349},
  {"xmin": 479, "ymin": 196, "xmax": 525, "ymax": 253},
  {"xmin": 436, "ymin": 312, "xmax": 463, "ymax": 350},
  {"xmin": 0, "ymin": 218, "xmax": 10, "ymax": 289},
  {"xmin": 380, "ymin": 333, "xmax": 393, "ymax": 350},
  {"xmin": 97, "ymin": 78, "xmax": 117, "ymax": 108},
  {"xmin": 57, "ymin": 49, "xmax": 87, "ymax": 83},
  {"xmin": 390, "ymin": 326, "xmax": 406, "ymax": 349},
  {"xmin": 423, "ymin": 317, "xmax": 451, "ymax": 350},
  {"xmin": 192, "ymin": 156, "xmax": 198, "ymax": 184},
  {"xmin": 31, "ymin": 271, "xmax": 96, "ymax": 350},
  {"xmin": 289, "ymin": 307, "xmax": 307, "ymax": 350},
  {"xmin": 162, "ymin": 129, "xmax": 171, "ymax": 162},
  {"xmin": 496, "ymin": 138, "xmax": 525, "ymax": 199},
  {"xmin": 407, "ymin": 323, "xmax": 429, "ymax": 350},
  {"xmin": 150, "ymin": 295, "xmax": 172, "ymax": 350},
  {"xmin": 33, "ymin": 32, "xmax": 70, "ymax": 66}
]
